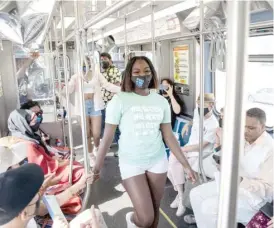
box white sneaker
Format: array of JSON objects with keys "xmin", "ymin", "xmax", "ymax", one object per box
[
  {"xmin": 170, "ymin": 195, "xmax": 179, "ymax": 209},
  {"xmin": 89, "ymin": 154, "xmax": 96, "ymax": 167},
  {"xmin": 176, "ymin": 202, "xmax": 186, "ymax": 217},
  {"xmin": 126, "ymin": 212, "xmax": 136, "ymax": 228}
]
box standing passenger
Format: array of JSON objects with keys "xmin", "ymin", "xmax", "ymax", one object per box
[
  {"xmin": 93, "ymin": 56, "xmax": 196, "ymax": 228},
  {"xmin": 61, "ymin": 61, "xmax": 120, "ymax": 166},
  {"xmin": 100, "ymin": 52, "xmax": 122, "ymax": 157}
]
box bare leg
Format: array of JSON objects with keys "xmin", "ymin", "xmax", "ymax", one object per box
[
  {"xmin": 123, "ymin": 174, "xmax": 155, "ymax": 228},
  {"xmin": 91, "ymin": 115, "xmax": 102, "ymax": 148},
  {"xmin": 146, "ymin": 172, "xmax": 167, "ymax": 228}
]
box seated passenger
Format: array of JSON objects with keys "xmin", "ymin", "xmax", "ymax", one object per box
[
  {"xmin": 159, "ymin": 78, "xmax": 183, "ymax": 130},
  {"xmin": 20, "ymin": 100, "xmax": 69, "ymax": 158},
  {"xmin": 60, "ymin": 60, "xmax": 120, "ymax": 166},
  {"xmin": 167, "ymin": 93, "xmax": 219, "ymax": 216},
  {"xmin": 0, "ymin": 163, "xmax": 105, "ymax": 228},
  {"xmin": 0, "ymin": 146, "xmax": 100, "ymax": 223},
  {"xmin": 189, "ymin": 108, "xmax": 273, "ymax": 228},
  {"xmin": 7, "ymin": 109, "xmax": 84, "ymax": 194}
]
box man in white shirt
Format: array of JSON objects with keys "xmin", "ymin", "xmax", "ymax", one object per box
[
  {"xmin": 168, "ymin": 93, "xmax": 219, "ymax": 216},
  {"xmin": 188, "ymin": 108, "xmax": 273, "ymax": 228}
]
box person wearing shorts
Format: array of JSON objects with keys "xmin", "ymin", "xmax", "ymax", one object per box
[
  {"xmin": 93, "ymin": 56, "xmax": 196, "ymax": 228},
  {"xmin": 61, "ymin": 59, "xmax": 120, "ymax": 167}
]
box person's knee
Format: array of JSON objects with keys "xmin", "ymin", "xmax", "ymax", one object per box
[
  {"xmin": 136, "ymin": 212, "xmax": 154, "ymax": 228},
  {"xmin": 93, "ymin": 130, "xmax": 101, "ymax": 140}
]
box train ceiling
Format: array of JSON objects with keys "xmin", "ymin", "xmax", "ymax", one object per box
[{"xmin": 0, "ymin": 0, "xmax": 273, "ymax": 51}]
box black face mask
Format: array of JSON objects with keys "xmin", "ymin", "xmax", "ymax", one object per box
[
  {"xmin": 131, "ymin": 75, "xmax": 152, "ymax": 89},
  {"xmin": 198, "ymin": 107, "xmax": 210, "ymax": 116},
  {"xmin": 219, "ymin": 118, "xmax": 223, "ymax": 128},
  {"xmin": 101, "ymin": 61, "xmax": 110, "ymax": 69}
]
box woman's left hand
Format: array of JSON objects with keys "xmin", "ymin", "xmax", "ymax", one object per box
[
  {"xmin": 43, "ymin": 173, "xmax": 62, "ymax": 189},
  {"xmin": 164, "ymin": 85, "xmax": 173, "ymax": 97}
]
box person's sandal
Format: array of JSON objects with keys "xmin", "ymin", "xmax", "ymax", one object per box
[{"xmin": 184, "ymin": 214, "xmax": 196, "ymax": 224}]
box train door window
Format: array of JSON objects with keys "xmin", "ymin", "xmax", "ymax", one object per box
[
  {"xmin": 215, "ymin": 61, "xmax": 274, "ymax": 127},
  {"xmin": 215, "ymin": 35, "xmax": 274, "ymax": 127}
]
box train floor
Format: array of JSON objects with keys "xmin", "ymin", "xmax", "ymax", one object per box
[{"xmin": 76, "ymin": 145, "xmax": 197, "ymax": 228}]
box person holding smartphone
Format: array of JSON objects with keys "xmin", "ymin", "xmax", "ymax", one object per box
[{"xmin": 159, "ymin": 78, "xmax": 183, "ymax": 130}]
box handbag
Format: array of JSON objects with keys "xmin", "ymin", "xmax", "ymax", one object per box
[{"xmin": 246, "ymin": 202, "xmax": 273, "ymax": 228}]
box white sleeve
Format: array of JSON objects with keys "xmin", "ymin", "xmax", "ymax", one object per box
[{"xmin": 99, "ymin": 72, "xmax": 121, "ymax": 93}]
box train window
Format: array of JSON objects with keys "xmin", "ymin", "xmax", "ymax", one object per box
[{"xmin": 215, "ymin": 62, "xmax": 274, "ymax": 127}]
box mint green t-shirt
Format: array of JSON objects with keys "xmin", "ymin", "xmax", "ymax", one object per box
[{"xmin": 106, "ymin": 92, "xmax": 171, "ymax": 167}]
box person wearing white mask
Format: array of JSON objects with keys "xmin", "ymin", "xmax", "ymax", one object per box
[{"xmin": 167, "ymin": 93, "xmax": 219, "ymax": 217}]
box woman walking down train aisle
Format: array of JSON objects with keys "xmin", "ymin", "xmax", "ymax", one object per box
[
  {"xmin": 60, "ymin": 59, "xmax": 120, "ymax": 166},
  {"xmin": 92, "ymin": 56, "xmax": 196, "ymax": 228}
]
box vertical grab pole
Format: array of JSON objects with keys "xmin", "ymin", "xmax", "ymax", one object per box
[
  {"xmin": 151, "ymin": 1, "xmax": 156, "ymax": 66},
  {"xmin": 217, "ymin": 1, "xmax": 250, "ymax": 228},
  {"xmin": 53, "ymin": 16, "xmax": 66, "ymax": 146},
  {"xmin": 124, "ymin": 16, "xmax": 128, "ymax": 67},
  {"xmin": 198, "ymin": 0, "xmax": 207, "ymax": 183},
  {"xmin": 74, "ymin": 0, "xmax": 92, "ymax": 210},
  {"xmin": 91, "ymin": 31, "xmax": 95, "ymax": 59},
  {"xmin": 60, "ymin": 1, "xmax": 75, "ymax": 185},
  {"xmin": 49, "ymin": 28, "xmax": 57, "ymax": 121}
]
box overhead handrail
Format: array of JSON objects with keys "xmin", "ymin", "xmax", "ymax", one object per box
[{"xmin": 57, "ymin": 0, "xmax": 134, "ymax": 47}]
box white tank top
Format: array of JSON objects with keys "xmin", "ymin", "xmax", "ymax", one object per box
[{"xmin": 83, "ymin": 81, "xmax": 94, "ymax": 94}]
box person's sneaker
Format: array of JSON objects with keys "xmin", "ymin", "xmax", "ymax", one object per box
[
  {"xmin": 126, "ymin": 212, "xmax": 136, "ymax": 228},
  {"xmin": 89, "ymin": 154, "xmax": 96, "ymax": 167},
  {"xmin": 176, "ymin": 201, "xmax": 186, "ymax": 217},
  {"xmin": 184, "ymin": 214, "xmax": 196, "ymax": 224},
  {"xmin": 170, "ymin": 194, "xmax": 179, "ymax": 209},
  {"xmin": 114, "ymin": 151, "xmax": 119, "ymax": 157}
]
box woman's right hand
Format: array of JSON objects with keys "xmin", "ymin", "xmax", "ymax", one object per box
[{"xmin": 91, "ymin": 168, "xmax": 100, "ymax": 184}]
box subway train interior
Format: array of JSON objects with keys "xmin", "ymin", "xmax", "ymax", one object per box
[{"xmin": 0, "ymin": 0, "xmax": 273, "ymax": 228}]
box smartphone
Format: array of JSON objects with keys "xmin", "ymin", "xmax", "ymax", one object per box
[
  {"xmin": 159, "ymin": 84, "xmax": 168, "ymax": 91},
  {"xmin": 213, "ymin": 154, "xmax": 221, "ymax": 165},
  {"xmin": 42, "ymin": 195, "xmax": 67, "ymax": 221}
]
